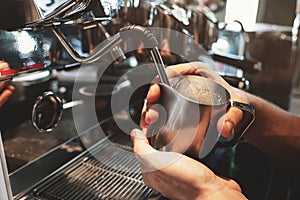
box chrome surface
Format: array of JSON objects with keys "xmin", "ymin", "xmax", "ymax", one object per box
[
  {"xmin": 0, "ymin": 0, "xmax": 221, "ymax": 81},
  {"xmin": 106, "ymin": 0, "xmax": 219, "ymax": 50},
  {"xmin": 0, "ymin": 1, "xmax": 104, "ymax": 80},
  {"xmin": 0, "ymin": 0, "xmax": 95, "ymax": 30},
  {"xmin": 0, "ymin": 133, "xmax": 13, "ymax": 200},
  {"xmin": 0, "ymin": 57, "xmax": 157, "ymax": 198},
  {"xmin": 52, "ymin": 25, "xmax": 122, "ymax": 64},
  {"xmin": 52, "ymin": 24, "xmax": 163, "ymax": 64},
  {"xmin": 31, "ymin": 140, "xmax": 153, "ymax": 200},
  {"xmin": 149, "ymin": 75, "xmax": 255, "ymax": 159},
  {"xmin": 210, "ymin": 22, "xmax": 293, "ymax": 73},
  {"xmin": 31, "ymin": 91, "xmax": 63, "ymax": 133},
  {"xmin": 0, "ymin": 1, "xmax": 299, "ymax": 200},
  {"xmin": 0, "ymin": 30, "xmax": 49, "ymax": 80},
  {"xmin": 150, "ymin": 47, "xmax": 170, "ymax": 86}
]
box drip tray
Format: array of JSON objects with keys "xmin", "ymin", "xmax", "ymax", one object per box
[{"xmin": 30, "ymin": 140, "xmax": 154, "ymax": 200}]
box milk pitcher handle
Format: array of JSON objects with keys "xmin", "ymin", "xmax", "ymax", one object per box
[{"xmin": 216, "ymin": 101, "xmax": 255, "ymax": 148}]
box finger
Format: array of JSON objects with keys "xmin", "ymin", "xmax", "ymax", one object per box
[
  {"xmin": 146, "ymin": 84, "xmax": 160, "ymax": 103},
  {"xmin": 130, "ymin": 129, "xmax": 183, "ymax": 173},
  {"xmin": 140, "ymin": 111, "xmax": 148, "ymax": 128},
  {"xmin": 217, "ymin": 115, "xmax": 233, "ymax": 138},
  {"xmin": 140, "ymin": 100, "xmax": 158, "ymax": 127},
  {"xmin": 0, "ymin": 86, "xmax": 15, "ymax": 107},
  {"xmin": 130, "ymin": 129, "xmax": 156, "ymax": 155},
  {"xmin": 140, "ymin": 102, "xmax": 160, "ymax": 128},
  {"xmin": 0, "ymin": 61, "xmax": 9, "ymax": 71},
  {"xmin": 147, "ymin": 62, "xmax": 211, "ymax": 103},
  {"xmin": 0, "ymin": 81, "xmax": 10, "ymax": 91},
  {"xmin": 6, "ymin": 84, "xmax": 15, "ymax": 91},
  {"xmin": 151, "ymin": 62, "xmax": 205, "ymax": 83},
  {"xmin": 217, "ymin": 107, "xmax": 243, "ymax": 138},
  {"xmin": 140, "ymin": 99, "xmax": 148, "ymax": 127},
  {"xmin": 165, "ymin": 62, "xmax": 200, "ymax": 77},
  {"xmin": 145, "ymin": 105, "xmax": 159, "ymax": 124}
]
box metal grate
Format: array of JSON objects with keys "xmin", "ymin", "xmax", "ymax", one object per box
[{"xmin": 32, "ymin": 140, "xmax": 153, "ymax": 200}]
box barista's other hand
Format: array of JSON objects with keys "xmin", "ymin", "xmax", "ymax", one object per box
[
  {"xmin": 0, "ymin": 61, "xmax": 15, "ymax": 107},
  {"xmin": 130, "ymin": 128, "xmax": 246, "ymax": 200},
  {"xmin": 140, "ymin": 62, "xmax": 248, "ymax": 138}
]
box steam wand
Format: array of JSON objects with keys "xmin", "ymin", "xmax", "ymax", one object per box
[
  {"xmin": 150, "ymin": 47, "xmax": 171, "ymax": 86},
  {"xmin": 53, "ymin": 25, "xmax": 170, "ymax": 85}
]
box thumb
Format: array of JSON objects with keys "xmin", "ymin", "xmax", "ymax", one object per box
[
  {"xmin": 217, "ymin": 107, "xmax": 243, "ymax": 138},
  {"xmin": 130, "ymin": 129, "xmax": 183, "ymax": 172},
  {"xmin": 130, "ymin": 129, "xmax": 156, "ymax": 155}
]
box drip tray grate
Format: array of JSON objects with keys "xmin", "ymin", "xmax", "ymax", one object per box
[{"xmin": 31, "ymin": 140, "xmax": 153, "ymax": 200}]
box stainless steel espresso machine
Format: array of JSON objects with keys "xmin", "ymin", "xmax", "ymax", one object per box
[
  {"xmin": 0, "ymin": 1, "xmax": 295, "ymax": 200},
  {"xmin": 0, "ymin": 1, "xmax": 225, "ymax": 199}
]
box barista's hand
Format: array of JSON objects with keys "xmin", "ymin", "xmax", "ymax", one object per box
[
  {"xmin": 141, "ymin": 62, "xmax": 248, "ymax": 138},
  {"xmin": 130, "ymin": 128, "xmax": 246, "ymax": 200},
  {"xmin": 0, "ymin": 61, "xmax": 14, "ymax": 107},
  {"xmin": 0, "ymin": 81, "xmax": 14, "ymax": 107}
]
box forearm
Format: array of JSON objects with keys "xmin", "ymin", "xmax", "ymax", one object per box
[{"xmin": 241, "ymin": 90, "xmax": 300, "ymax": 165}]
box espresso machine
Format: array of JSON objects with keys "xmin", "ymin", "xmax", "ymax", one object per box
[
  {"xmin": 0, "ymin": 0, "xmax": 273, "ymax": 199},
  {"xmin": 0, "ymin": 1, "xmax": 160, "ymax": 199},
  {"xmin": 0, "ymin": 1, "xmax": 215, "ymax": 199}
]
